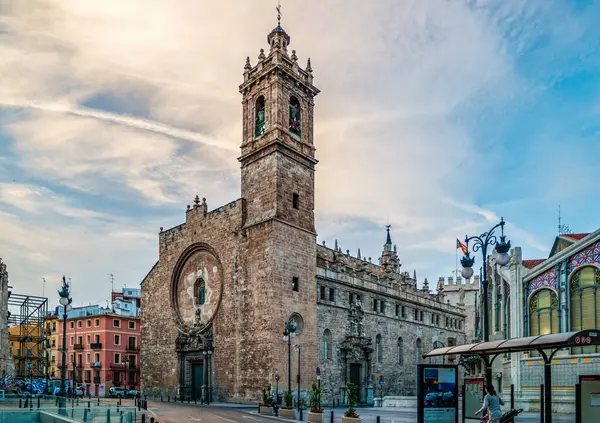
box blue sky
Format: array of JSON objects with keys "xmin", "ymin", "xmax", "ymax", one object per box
[{"xmin": 0, "ymin": 0, "xmax": 599, "ymax": 307}]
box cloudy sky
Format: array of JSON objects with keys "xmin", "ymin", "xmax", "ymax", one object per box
[{"xmin": 1, "ymin": 0, "xmax": 599, "ymax": 308}]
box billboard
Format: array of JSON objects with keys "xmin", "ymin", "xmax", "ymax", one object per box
[
  {"xmin": 418, "ymin": 364, "xmax": 458, "ymax": 423},
  {"xmin": 579, "ymin": 375, "xmax": 600, "ymax": 423}
]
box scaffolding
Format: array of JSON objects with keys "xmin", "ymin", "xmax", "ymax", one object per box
[{"xmin": 7, "ymin": 293, "xmax": 49, "ymax": 379}]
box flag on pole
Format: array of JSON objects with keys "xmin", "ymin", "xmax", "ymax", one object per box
[{"xmin": 456, "ymin": 239, "xmax": 468, "ymax": 255}]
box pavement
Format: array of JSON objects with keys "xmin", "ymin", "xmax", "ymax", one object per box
[{"xmin": 145, "ymin": 402, "xmax": 576, "ymax": 423}]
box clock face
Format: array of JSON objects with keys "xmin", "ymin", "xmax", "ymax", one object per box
[{"xmin": 173, "ymin": 246, "xmax": 223, "ymax": 331}]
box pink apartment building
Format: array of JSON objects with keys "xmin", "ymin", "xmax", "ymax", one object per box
[{"xmin": 48, "ymin": 311, "xmax": 140, "ymax": 396}]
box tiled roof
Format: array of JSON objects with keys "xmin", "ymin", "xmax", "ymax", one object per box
[
  {"xmin": 523, "ymin": 259, "xmax": 546, "ymax": 269},
  {"xmin": 562, "ymin": 233, "xmax": 590, "ymax": 241}
]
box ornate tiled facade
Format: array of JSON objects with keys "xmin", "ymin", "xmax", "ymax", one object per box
[
  {"xmin": 568, "ymin": 239, "xmax": 600, "ymax": 273},
  {"xmin": 526, "ymin": 267, "xmax": 558, "ymax": 297}
]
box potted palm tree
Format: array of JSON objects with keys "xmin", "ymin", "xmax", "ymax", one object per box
[
  {"xmin": 259, "ymin": 385, "xmax": 274, "ymax": 415},
  {"xmin": 308, "ymin": 382, "xmax": 324, "ymax": 423},
  {"xmin": 342, "ymin": 382, "xmax": 361, "ymax": 423},
  {"xmin": 279, "ymin": 390, "xmax": 296, "ymax": 419}
]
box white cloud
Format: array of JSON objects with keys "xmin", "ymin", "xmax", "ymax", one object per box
[{"xmin": 0, "ymin": 0, "xmax": 570, "ymax": 300}]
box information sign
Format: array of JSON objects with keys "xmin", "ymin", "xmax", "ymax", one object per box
[
  {"xmin": 417, "ymin": 364, "xmax": 458, "ymax": 423},
  {"xmin": 464, "ymin": 378, "xmax": 485, "ymax": 422}
]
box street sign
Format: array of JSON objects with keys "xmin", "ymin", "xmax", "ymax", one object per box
[
  {"xmin": 379, "ymin": 375, "xmax": 385, "ymax": 385},
  {"xmin": 316, "ymin": 367, "xmax": 321, "ymax": 376},
  {"xmin": 275, "ymin": 374, "xmax": 280, "ymax": 381},
  {"xmin": 316, "ymin": 376, "xmax": 321, "ymax": 381}
]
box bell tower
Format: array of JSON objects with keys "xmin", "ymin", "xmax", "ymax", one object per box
[{"xmin": 238, "ymin": 18, "xmax": 320, "ymax": 233}]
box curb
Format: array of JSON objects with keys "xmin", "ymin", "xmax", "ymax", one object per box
[{"xmin": 248, "ymin": 410, "xmax": 303, "ymax": 422}]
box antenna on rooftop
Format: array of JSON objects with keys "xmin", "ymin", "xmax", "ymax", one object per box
[
  {"xmin": 108, "ymin": 273, "xmax": 114, "ymax": 293},
  {"xmin": 558, "ymin": 205, "xmax": 572, "ymax": 235},
  {"xmin": 41, "ymin": 277, "xmax": 46, "ymax": 299}
]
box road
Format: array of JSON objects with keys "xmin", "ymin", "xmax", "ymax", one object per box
[{"xmin": 147, "ymin": 403, "xmax": 575, "ymax": 423}]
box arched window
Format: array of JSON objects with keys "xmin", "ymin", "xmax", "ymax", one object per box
[
  {"xmin": 194, "ymin": 278, "xmax": 206, "ymax": 306},
  {"xmin": 397, "ymin": 337, "xmax": 404, "ymax": 365},
  {"xmin": 323, "ymin": 329, "xmax": 332, "ymax": 360},
  {"xmin": 416, "ymin": 338, "xmax": 422, "ymax": 364},
  {"xmin": 570, "ymin": 266, "xmax": 600, "ymax": 354},
  {"xmin": 529, "ymin": 289, "xmax": 558, "ymax": 337},
  {"xmin": 255, "ymin": 96, "xmax": 265, "ymax": 137},
  {"xmin": 375, "ymin": 335, "xmax": 382, "ymax": 363},
  {"xmin": 289, "ymin": 96, "xmax": 301, "ymax": 137}
]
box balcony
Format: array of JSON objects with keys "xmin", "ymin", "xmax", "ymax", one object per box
[
  {"xmin": 76, "ymin": 364, "xmax": 83, "ymax": 370},
  {"xmin": 92, "ymin": 362, "xmax": 102, "ymax": 368},
  {"xmin": 73, "ymin": 343, "xmax": 84, "ymax": 350},
  {"xmin": 93, "ymin": 377, "xmax": 100, "ymax": 383},
  {"xmin": 90, "ymin": 343, "xmax": 102, "ymax": 350},
  {"xmin": 126, "ymin": 345, "xmax": 139, "ymax": 352}
]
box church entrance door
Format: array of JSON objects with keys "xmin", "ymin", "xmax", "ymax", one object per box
[
  {"xmin": 349, "ymin": 363, "xmax": 361, "ymax": 403},
  {"xmin": 191, "ymin": 363, "xmax": 204, "ymax": 400}
]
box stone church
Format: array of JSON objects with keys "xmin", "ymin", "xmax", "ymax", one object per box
[{"xmin": 140, "ymin": 21, "xmax": 466, "ymax": 404}]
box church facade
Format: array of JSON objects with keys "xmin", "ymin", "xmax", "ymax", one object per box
[{"xmin": 140, "ymin": 22, "xmax": 466, "ymax": 404}]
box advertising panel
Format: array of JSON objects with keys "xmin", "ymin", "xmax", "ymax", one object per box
[
  {"xmin": 464, "ymin": 378, "xmax": 484, "ymax": 422},
  {"xmin": 418, "ymin": 364, "xmax": 458, "ymax": 423},
  {"xmin": 580, "ymin": 375, "xmax": 600, "ymax": 423}
]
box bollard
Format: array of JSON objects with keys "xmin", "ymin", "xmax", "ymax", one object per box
[
  {"xmin": 98, "ymin": 397, "xmax": 100, "ymax": 406},
  {"xmin": 150, "ymin": 417, "xmax": 155, "ymax": 423},
  {"xmin": 330, "ymin": 411, "xmax": 334, "ymax": 423},
  {"xmin": 120, "ymin": 412, "xmax": 124, "ymax": 423},
  {"xmin": 37, "ymin": 396, "xmax": 41, "ymax": 408},
  {"xmin": 19, "ymin": 398, "xmax": 22, "ymax": 408},
  {"xmin": 141, "ymin": 414, "xmax": 146, "ymax": 423},
  {"xmin": 258, "ymin": 403, "xmax": 260, "ymax": 413},
  {"xmin": 107, "ymin": 408, "xmax": 111, "ymax": 423},
  {"xmin": 160, "ymin": 396, "xmax": 163, "ymax": 403},
  {"xmin": 83, "ymin": 408, "xmax": 88, "ymax": 422},
  {"xmin": 138, "ymin": 399, "xmax": 141, "ymax": 411},
  {"xmin": 300, "ymin": 407, "xmax": 303, "ymax": 421},
  {"xmin": 377, "ymin": 417, "xmax": 380, "ymax": 423},
  {"xmin": 168, "ymin": 395, "xmax": 170, "ymax": 403},
  {"xmin": 88, "ymin": 400, "xmax": 91, "ymax": 408}
]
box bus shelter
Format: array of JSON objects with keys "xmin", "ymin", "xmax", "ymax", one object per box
[{"xmin": 424, "ymin": 329, "xmax": 600, "ymax": 423}]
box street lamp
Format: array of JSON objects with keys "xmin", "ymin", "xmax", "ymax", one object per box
[
  {"xmin": 57, "ymin": 276, "xmax": 72, "ymax": 412},
  {"xmin": 283, "ymin": 319, "xmax": 297, "ymax": 401},
  {"xmin": 460, "ymin": 217, "xmax": 511, "ymax": 384},
  {"xmin": 293, "ymin": 344, "xmax": 301, "ymax": 411}
]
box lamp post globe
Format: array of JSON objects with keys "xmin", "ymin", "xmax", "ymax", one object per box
[
  {"xmin": 495, "ymin": 252, "xmax": 510, "ymax": 266},
  {"xmin": 59, "ymin": 296, "xmax": 69, "ymax": 306},
  {"xmin": 461, "ymin": 266, "xmax": 474, "ymax": 279}
]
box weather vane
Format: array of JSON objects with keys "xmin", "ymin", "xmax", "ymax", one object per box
[{"xmin": 276, "ymin": 0, "xmax": 282, "ymax": 27}]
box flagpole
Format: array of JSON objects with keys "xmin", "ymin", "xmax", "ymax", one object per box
[{"xmin": 455, "ymin": 245, "xmax": 458, "ymax": 282}]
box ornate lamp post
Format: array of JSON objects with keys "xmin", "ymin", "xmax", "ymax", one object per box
[
  {"xmin": 460, "ymin": 217, "xmax": 511, "ymax": 384},
  {"xmin": 283, "ymin": 319, "xmax": 297, "ymax": 400},
  {"xmin": 57, "ymin": 276, "xmax": 72, "ymax": 412},
  {"xmin": 293, "ymin": 344, "xmax": 301, "ymax": 411}
]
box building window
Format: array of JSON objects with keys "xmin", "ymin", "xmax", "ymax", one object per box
[
  {"xmin": 114, "ymin": 353, "xmax": 120, "ymax": 364},
  {"xmin": 420, "ymin": 311, "xmax": 424, "ymax": 321},
  {"xmin": 94, "ymin": 334, "xmax": 100, "ymax": 344},
  {"xmin": 255, "ymin": 95, "xmax": 266, "ymax": 138},
  {"xmin": 94, "ymin": 353, "xmax": 100, "ymax": 363},
  {"xmin": 414, "ymin": 310, "xmax": 418, "ymax": 320},
  {"xmin": 323, "ymin": 329, "xmax": 332, "ymax": 360},
  {"xmin": 431, "ymin": 314, "xmax": 435, "ymax": 324},
  {"xmin": 289, "ymin": 96, "xmax": 301, "ymax": 137},
  {"xmin": 329, "ymin": 288, "xmax": 335, "ymax": 302},
  {"xmin": 529, "ymin": 288, "xmax": 558, "ymax": 357},
  {"xmin": 320, "ymin": 286, "xmax": 326, "ymax": 300},
  {"xmin": 349, "ymin": 293, "xmax": 354, "ymax": 305},
  {"xmin": 373, "ymin": 299, "xmax": 378, "ymax": 312},
  {"xmin": 86, "ymin": 320, "xmax": 91, "ymax": 328},
  {"xmin": 195, "ymin": 278, "xmax": 206, "ymax": 305},
  {"xmin": 402, "ymin": 306, "xmax": 406, "ymax": 318},
  {"xmin": 95, "ymin": 319, "xmax": 100, "ymax": 327},
  {"xmin": 292, "ymin": 277, "xmax": 299, "ymax": 292},
  {"xmin": 293, "ymin": 193, "xmax": 300, "ymax": 209},
  {"xmin": 570, "ymin": 266, "xmax": 600, "ymax": 354},
  {"xmin": 436, "ymin": 315, "xmax": 440, "ymax": 325},
  {"xmin": 375, "ymin": 335, "xmax": 382, "ymax": 363},
  {"xmin": 356, "ymin": 294, "xmax": 361, "ymax": 303},
  {"xmin": 113, "ymin": 320, "xmax": 120, "ymax": 328},
  {"xmin": 70, "ymin": 322, "xmax": 74, "ymax": 329},
  {"xmin": 86, "ymin": 353, "xmax": 90, "ymax": 364},
  {"xmin": 70, "ymin": 336, "xmax": 74, "ymax": 346},
  {"xmin": 395, "ymin": 304, "xmax": 399, "ymax": 317},
  {"xmin": 114, "ymin": 335, "xmax": 121, "ymax": 346},
  {"xmin": 397, "ymin": 337, "xmax": 404, "ymax": 365},
  {"xmin": 128, "ymin": 321, "xmax": 135, "ymax": 329},
  {"xmin": 380, "ymin": 301, "xmax": 385, "ymax": 314},
  {"xmin": 77, "ymin": 335, "xmax": 83, "ymax": 345},
  {"xmin": 77, "ymin": 321, "xmax": 82, "ymax": 328}
]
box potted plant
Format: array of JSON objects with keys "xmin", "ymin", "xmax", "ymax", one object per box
[
  {"xmin": 259, "ymin": 385, "xmax": 274, "ymax": 415},
  {"xmin": 342, "ymin": 382, "xmax": 361, "ymax": 423},
  {"xmin": 308, "ymin": 382, "xmax": 324, "ymax": 423},
  {"xmin": 279, "ymin": 390, "xmax": 296, "ymax": 419}
]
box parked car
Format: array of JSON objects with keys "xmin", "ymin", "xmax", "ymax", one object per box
[{"xmin": 108, "ymin": 387, "xmax": 129, "ymax": 398}]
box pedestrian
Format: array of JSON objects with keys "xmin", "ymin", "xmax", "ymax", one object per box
[{"xmin": 474, "ymin": 384, "xmax": 504, "ymax": 423}]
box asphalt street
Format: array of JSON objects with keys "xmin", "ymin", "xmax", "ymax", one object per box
[{"xmin": 146, "ymin": 403, "xmax": 575, "ymax": 423}]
